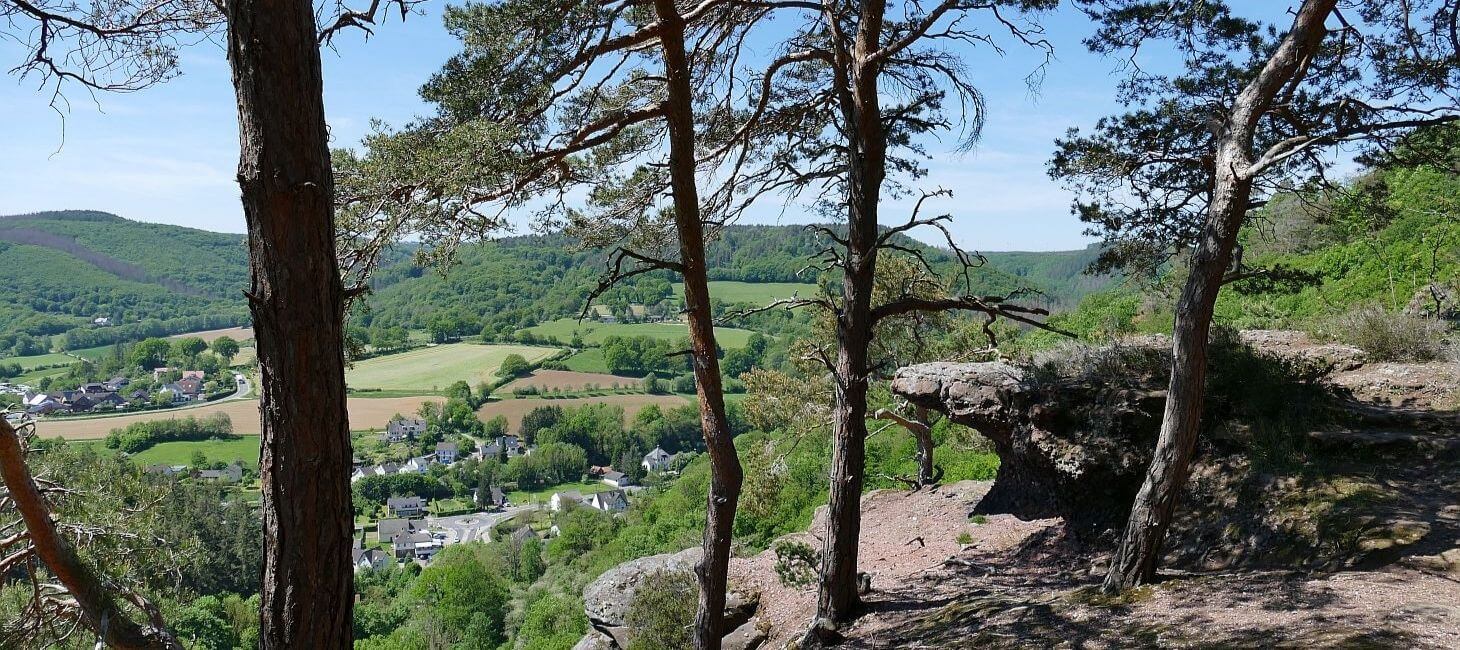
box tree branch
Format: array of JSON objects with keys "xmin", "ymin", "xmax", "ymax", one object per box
[{"xmin": 0, "ymin": 418, "xmax": 181, "ymax": 649}]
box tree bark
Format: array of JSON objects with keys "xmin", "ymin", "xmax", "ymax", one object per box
[
  {"xmin": 0, "ymin": 420, "xmax": 182, "ymax": 649},
  {"xmin": 815, "ymin": 0, "xmax": 886, "ymax": 626},
  {"xmin": 223, "ymin": 1, "xmax": 355, "ymax": 644},
  {"xmin": 652, "ymin": 1, "xmax": 744, "ymax": 647},
  {"xmin": 1103, "ymin": 0, "xmax": 1338, "ymax": 593}
]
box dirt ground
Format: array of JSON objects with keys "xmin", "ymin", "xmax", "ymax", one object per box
[
  {"xmin": 734, "ymin": 481, "xmax": 1460, "ymax": 649},
  {"xmin": 33, "ymin": 396, "xmax": 443, "ymax": 439},
  {"xmin": 475, "ymin": 394, "xmax": 688, "ymax": 433},
  {"xmin": 168, "ymin": 326, "xmax": 254, "ymax": 343}
]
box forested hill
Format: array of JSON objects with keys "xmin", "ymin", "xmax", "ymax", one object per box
[
  {"xmin": 982, "ymin": 244, "xmax": 1115, "ymax": 306},
  {"xmin": 0, "ymin": 211, "xmax": 250, "ymax": 355},
  {"xmin": 0, "ymin": 213, "xmax": 1104, "ymax": 357},
  {"xmin": 359, "ymin": 224, "xmax": 1094, "ymax": 337}
]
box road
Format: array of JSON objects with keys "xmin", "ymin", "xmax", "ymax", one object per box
[{"xmin": 424, "ymin": 506, "xmax": 532, "ymax": 545}]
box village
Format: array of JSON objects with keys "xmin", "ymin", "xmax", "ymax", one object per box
[{"xmin": 348, "ymin": 416, "xmax": 680, "ymax": 571}]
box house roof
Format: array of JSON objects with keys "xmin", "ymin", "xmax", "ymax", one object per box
[
  {"xmin": 645, "ymin": 447, "xmax": 671, "ymax": 460},
  {"xmin": 510, "ymin": 526, "xmax": 537, "ymax": 543},
  {"xmin": 436, "ymin": 441, "xmax": 458, "ymax": 452},
  {"xmin": 553, "ymin": 491, "xmax": 583, "ymax": 502},
  {"xmin": 592, "ymin": 490, "xmax": 629, "ymax": 511},
  {"xmin": 377, "ymin": 519, "xmax": 418, "ymax": 538},
  {"xmin": 603, "ymin": 470, "xmax": 627, "ymax": 482},
  {"xmin": 386, "ymin": 495, "xmax": 426, "ymax": 508}
]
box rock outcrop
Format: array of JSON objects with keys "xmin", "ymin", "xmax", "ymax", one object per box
[
  {"xmin": 891, "ymin": 359, "xmax": 1168, "ymax": 536},
  {"xmin": 579, "ymin": 547, "xmax": 761, "ymax": 649}
]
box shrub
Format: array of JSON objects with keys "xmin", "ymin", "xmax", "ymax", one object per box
[
  {"xmin": 1323, "ymin": 305, "xmax": 1450, "ymax": 362},
  {"xmin": 625, "ymin": 569, "xmax": 697, "ymax": 650},
  {"xmin": 772, "ymin": 540, "xmax": 819, "ymax": 587}
]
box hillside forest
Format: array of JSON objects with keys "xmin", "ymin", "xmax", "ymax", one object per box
[{"xmin": 1, "ymin": 2, "xmax": 1459, "ymax": 650}]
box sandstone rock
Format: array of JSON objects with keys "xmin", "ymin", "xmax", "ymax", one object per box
[
  {"xmin": 891, "ymin": 359, "xmax": 1166, "ymax": 535},
  {"xmin": 572, "ymin": 630, "xmax": 616, "ymax": 650},
  {"xmin": 722, "ymin": 619, "xmax": 768, "ymax": 650},
  {"xmin": 582, "ymin": 546, "xmax": 760, "ymax": 648}
]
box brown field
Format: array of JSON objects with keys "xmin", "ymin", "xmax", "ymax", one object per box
[
  {"xmin": 499, "ymin": 370, "xmax": 644, "ymax": 392},
  {"xmin": 170, "ymin": 326, "xmax": 255, "ymax": 343},
  {"xmin": 34, "ymin": 396, "xmax": 443, "ymax": 440},
  {"xmin": 477, "ymin": 394, "xmax": 689, "ymax": 433}
]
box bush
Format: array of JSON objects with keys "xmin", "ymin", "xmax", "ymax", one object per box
[
  {"xmin": 1323, "ymin": 305, "xmax": 1450, "ymax": 362},
  {"xmin": 772, "ymin": 540, "xmax": 819, "ymax": 587},
  {"xmin": 625, "ymin": 569, "xmax": 697, "ymax": 650}
]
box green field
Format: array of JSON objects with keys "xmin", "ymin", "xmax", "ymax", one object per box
[
  {"xmin": 506, "ymin": 480, "xmax": 618, "ymax": 507},
  {"xmin": 674, "ymin": 280, "xmax": 820, "ymax": 304},
  {"xmin": 561, "ymin": 348, "xmax": 609, "ymax": 373},
  {"xmin": 346, "ymin": 342, "xmax": 560, "ymax": 392},
  {"xmin": 521, "ymin": 319, "xmax": 756, "ymax": 348},
  {"xmin": 9, "ymin": 351, "xmax": 78, "ymax": 369},
  {"xmin": 75, "ymin": 435, "xmax": 262, "ymax": 468}
]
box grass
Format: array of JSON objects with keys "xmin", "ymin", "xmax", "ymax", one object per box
[
  {"xmin": 506, "ymin": 480, "xmax": 618, "ymax": 508},
  {"xmin": 74, "ymin": 434, "xmax": 261, "ymax": 468},
  {"xmin": 521, "ymin": 318, "xmax": 756, "ymax": 348},
  {"xmin": 8, "ymin": 351, "xmax": 79, "ymax": 370},
  {"xmin": 561, "ymin": 348, "xmax": 609, "ymax": 373},
  {"xmin": 12, "ymin": 364, "xmax": 70, "ymax": 385},
  {"xmin": 674, "ymin": 280, "xmax": 820, "ymax": 305},
  {"xmin": 345, "ymin": 342, "xmax": 560, "ymax": 392}
]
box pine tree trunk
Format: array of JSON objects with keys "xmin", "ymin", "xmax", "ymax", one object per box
[
  {"xmin": 652, "ymin": 2, "xmax": 744, "ymax": 647},
  {"xmin": 816, "ymin": 0, "xmax": 885, "ymax": 627},
  {"xmin": 223, "ymin": 1, "xmax": 354, "ymax": 645},
  {"xmin": 1102, "ymin": 0, "xmax": 1337, "ymax": 593}
]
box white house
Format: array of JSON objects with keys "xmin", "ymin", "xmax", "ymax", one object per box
[
  {"xmin": 401, "ymin": 455, "xmax": 435, "ymax": 474},
  {"xmin": 586, "ymin": 490, "xmax": 628, "ymax": 513},
  {"xmin": 352, "ymin": 548, "xmax": 391, "ymax": 572},
  {"xmin": 435, "ymin": 441, "xmax": 459, "ymax": 465},
  {"xmin": 642, "ymin": 447, "xmax": 672, "ymax": 473},
  {"xmin": 386, "ymin": 496, "xmax": 427, "ymax": 518},
  {"xmin": 386, "ymin": 417, "xmax": 427, "ymax": 443},
  {"xmin": 549, "ymin": 491, "xmax": 583, "ymax": 512},
  {"xmin": 602, "ymin": 470, "xmax": 631, "ymax": 488}
]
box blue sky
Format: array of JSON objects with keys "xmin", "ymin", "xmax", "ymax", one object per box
[{"xmin": 0, "ymin": 4, "xmax": 1197, "ymax": 252}]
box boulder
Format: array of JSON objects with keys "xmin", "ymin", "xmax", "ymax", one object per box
[
  {"xmin": 723, "ymin": 619, "xmax": 768, "ymax": 650},
  {"xmin": 572, "ymin": 630, "xmax": 616, "ymax": 650},
  {"xmin": 582, "ymin": 546, "xmax": 760, "ymax": 648}
]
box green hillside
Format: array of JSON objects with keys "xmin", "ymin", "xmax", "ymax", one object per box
[
  {"xmin": 0, "ymin": 214, "xmax": 1105, "ymax": 360},
  {"xmin": 982, "ymin": 244, "xmax": 1115, "ymax": 307},
  {"xmin": 362, "ymin": 224, "xmax": 1050, "ymax": 339},
  {"xmin": 0, "ymin": 211, "xmax": 250, "ymax": 356}
]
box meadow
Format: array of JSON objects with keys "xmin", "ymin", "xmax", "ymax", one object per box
[
  {"xmin": 74, "ymin": 434, "xmax": 263, "ymax": 468},
  {"xmin": 506, "ymin": 480, "xmax": 619, "ymax": 509},
  {"xmin": 345, "ymin": 342, "xmax": 559, "ymax": 392},
  {"xmin": 521, "ymin": 318, "xmax": 756, "ymax": 347},
  {"xmin": 674, "ymin": 280, "xmax": 820, "ymax": 304}
]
